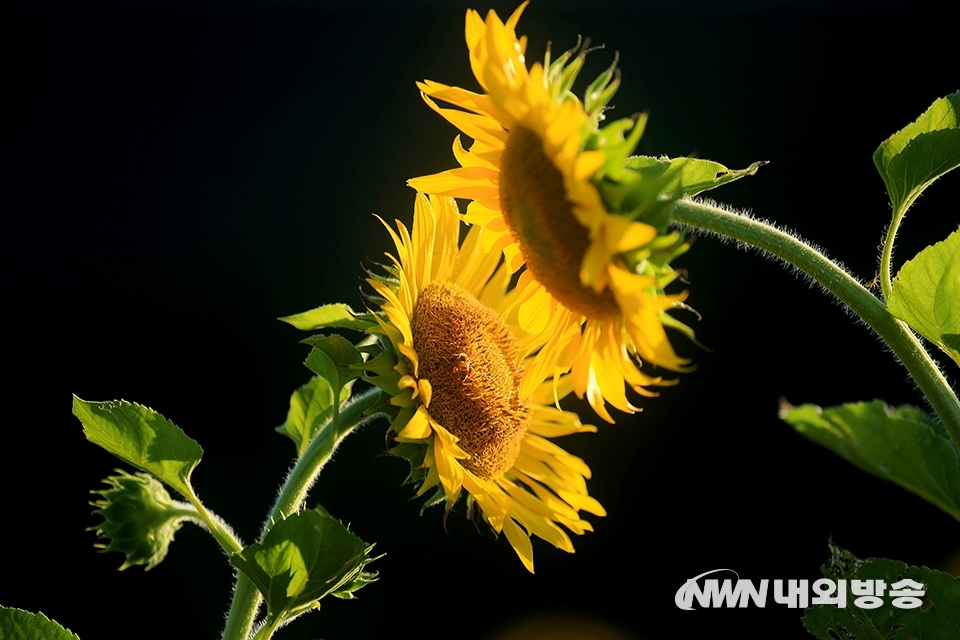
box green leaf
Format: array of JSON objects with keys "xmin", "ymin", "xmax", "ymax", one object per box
[
  {"xmin": 304, "ymin": 347, "xmax": 340, "ymax": 389},
  {"xmin": 0, "ymin": 607, "xmax": 81, "ymax": 640},
  {"xmin": 874, "ymin": 91, "xmax": 960, "ymax": 216},
  {"xmin": 276, "ymin": 376, "xmax": 350, "ymax": 458},
  {"xmin": 279, "ymin": 303, "xmax": 375, "ymax": 331},
  {"xmin": 302, "ymin": 334, "xmax": 363, "ymax": 369},
  {"xmin": 780, "ymin": 400, "xmax": 960, "ymax": 522},
  {"xmin": 230, "ymin": 508, "xmax": 375, "ymax": 624},
  {"xmin": 73, "ymin": 396, "xmax": 203, "ymax": 499},
  {"xmin": 302, "ymin": 334, "xmax": 365, "ymax": 399},
  {"xmin": 624, "ymin": 156, "xmax": 765, "ymax": 197},
  {"xmin": 888, "ymin": 229, "xmax": 960, "ymax": 366},
  {"xmin": 803, "ymin": 544, "xmax": 960, "ymax": 640}
]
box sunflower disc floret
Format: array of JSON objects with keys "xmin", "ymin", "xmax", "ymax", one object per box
[{"xmin": 411, "ymin": 281, "xmax": 528, "ymax": 478}]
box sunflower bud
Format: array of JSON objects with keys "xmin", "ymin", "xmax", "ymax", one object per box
[{"xmin": 89, "ymin": 470, "xmax": 200, "ymax": 570}]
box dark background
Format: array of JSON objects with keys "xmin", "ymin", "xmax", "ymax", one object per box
[{"xmin": 3, "ymin": 1, "xmax": 958, "ymax": 639}]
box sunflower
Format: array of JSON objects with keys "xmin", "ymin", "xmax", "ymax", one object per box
[
  {"xmin": 408, "ymin": 3, "xmax": 694, "ymax": 423},
  {"xmin": 364, "ymin": 192, "xmax": 605, "ymax": 572}
]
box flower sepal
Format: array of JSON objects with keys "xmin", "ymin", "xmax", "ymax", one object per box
[
  {"xmin": 617, "ymin": 155, "xmax": 765, "ymax": 227},
  {"xmin": 278, "ymin": 302, "xmax": 378, "ymax": 332},
  {"xmin": 388, "ymin": 437, "xmax": 454, "ymax": 512}
]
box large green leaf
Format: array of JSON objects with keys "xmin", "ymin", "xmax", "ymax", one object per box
[
  {"xmin": 231, "ymin": 508, "xmax": 375, "ymax": 624},
  {"xmin": 803, "ymin": 544, "xmax": 960, "ymax": 640},
  {"xmin": 0, "ymin": 607, "xmax": 80, "ymax": 640},
  {"xmin": 780, "ymin": 400, "xmax": 960, "ymax": 522},
  {"xmin": 888, "ymin": 229, "xmax": 960, "ymax": 365},
  {"xmin": 276, "ymin": 376, "xmax": 350, "ymax": 458},
  {"xmin": 874, "ymin": 91, "xmax": 960, "ymax": 217},
  {"xmin": 73, "ymin": 396, "xmax": 202, "ymax": 499},
  {"xmin": 279, "ymin": 303, "xmax": 375, "ymax": 331}
]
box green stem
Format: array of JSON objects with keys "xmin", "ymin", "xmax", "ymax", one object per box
[
  {"xmin": 222, "ymin": 574, "xmax": 261, "ymax": 640},
  {"xmin": 220, "ymin": 387, "xmax": 383, "ymax": 640},
  {"xmin": 265, "ymin": 386, "xmax": 381, "ymax": 526},
  {"xmin": 182, "ymin": 492, "xmax": 244, "ymax": 556},
  {"xmin": 250, "ymin": 614, "xmax": 282, "ymax": 640},
  {"xmin": 879, "ymin": 205, "xmax": 907, "ymax": 300},
  {"xmin": 671, "ymin": 198, "xmax": 960, "ymax": 449}
]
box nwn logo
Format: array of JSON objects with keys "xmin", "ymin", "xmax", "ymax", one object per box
[{"xmin": 675, "ymin": 569, "xmax": 768, "ymax": 610}]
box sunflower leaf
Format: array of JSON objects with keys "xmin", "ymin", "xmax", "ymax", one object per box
[
  {"xmin": 276, "ymin": 375, "xmax": 351, "ymax": 458},
  {"xmin": 802, "ymin": 543, "xmax": 960, "ymax": 640},
  {"xmin": 279, "ymin": 303, "xmax": 376, "ymax": 331},
  {"xmin": 873, "ymin": 91, "xmax": 960, "ymax": 218},
  {"xmin": 303, "ymin": 334, "xmax": 364, "ymax": 391},
  {"xmin": 624, "ymin": 156, "xmax": 764, "ymax": 198},
  {"xmin": 0, "ymin": 607, "xmax": 81, "ymax": 640},
  {"xmin": 230, "ymin": 507, "xmax": 376, "ymax": 625},
  {"xmin": 780, "ymin": 399, "xmax": 960, "ymax": 523},
  {"xmin": 73, "ymin": 396, "xmax": 202, "ymax": 499},
  {"xmin": 888, "ymin": 229, "xmax": 960, "ymax": 366},
  {"xmin": 302, "ymin": 334, "xmax": 363, "ymax": 368}
]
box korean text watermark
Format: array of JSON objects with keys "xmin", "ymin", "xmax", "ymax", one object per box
[{"xmin": 675, "ymin": 569, "xmax": 925, "ymax": 610}]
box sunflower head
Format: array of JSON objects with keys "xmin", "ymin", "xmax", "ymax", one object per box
[
  {"xmin": 363, "ymin": 192, "xmax": 604, "ymax": 571},
  {"xmin": 408, "ymin": 4, "xmax": 702, "ymax": 422}
]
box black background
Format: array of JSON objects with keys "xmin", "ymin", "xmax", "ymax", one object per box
[{"xmin": 3, "ymin": 1, "xmax": 958, "ymax": 639}]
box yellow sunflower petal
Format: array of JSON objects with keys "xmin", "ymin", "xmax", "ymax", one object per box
[
  {"xmin": 408, "ymin": 166, "xmax": 499, "ymax": 201},
  {"xmin": 501, "ymin": 516, "xmax": 535, "ymax": 573},
  {"xmin": 396, "ymin": 405, "xmax": 433, "ymax": 441}
]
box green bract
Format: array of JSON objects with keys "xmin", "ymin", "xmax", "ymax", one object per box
[{"xmin": 278, "ymin": 303, "xmax": 377, "ymax": 332}]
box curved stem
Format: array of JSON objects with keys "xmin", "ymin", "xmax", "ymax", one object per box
[
  {"xmin": 671, "ymin": 198, "xmax": 960, "ymax": 449},
  {"xmin": 182, "ymin": 492, "xmax": 244, "ymax": 556},
  {"xmin": 175, "ymin": 494, "xmax": 251, "ymax": 640},
  {"xmin": 265, "ymin": 387, "xmax": 382, "ymax": 526},
  {"xmin": 221, "ymin": 387, "xmax": 383, "ymax": 640},
  {"xmin": 879, "ymin": 205, "xmax": 907, "ymax": 300}
]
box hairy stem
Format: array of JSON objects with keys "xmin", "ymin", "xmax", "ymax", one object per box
[
  {"xmin": 879, "ymin": 205, "xmax": 907, "ymax": 300},
  {"xmin": 266, "ymin": 386, "xmax": 381, "ymax": 526},
  {"xmin": 671, "ymin": 198, "xmax": 960, "ymax": 449},
  {"xmin": 221, "ymin": 387, "xmax": 383, "ymax": 640},
  {"xmin": 222, "ymin": 575, "xmax": 261, "ymax": 640},
  {"xmin": 182, "ymin": 492, "xmax": 244, "ymax": 557}
]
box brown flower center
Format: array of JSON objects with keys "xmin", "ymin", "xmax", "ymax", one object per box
[
  {"xmin": 411, "ymin": 282, "xmax": 529, "ymax": 478},
  {"xmin": 499, "ymin": 125, "xmax": 620, "ymax": 319}
]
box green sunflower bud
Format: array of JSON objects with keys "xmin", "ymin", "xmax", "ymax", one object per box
[{"xmin": 89, "ymin": 470, "xmax": 200, "ymax": 570}]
